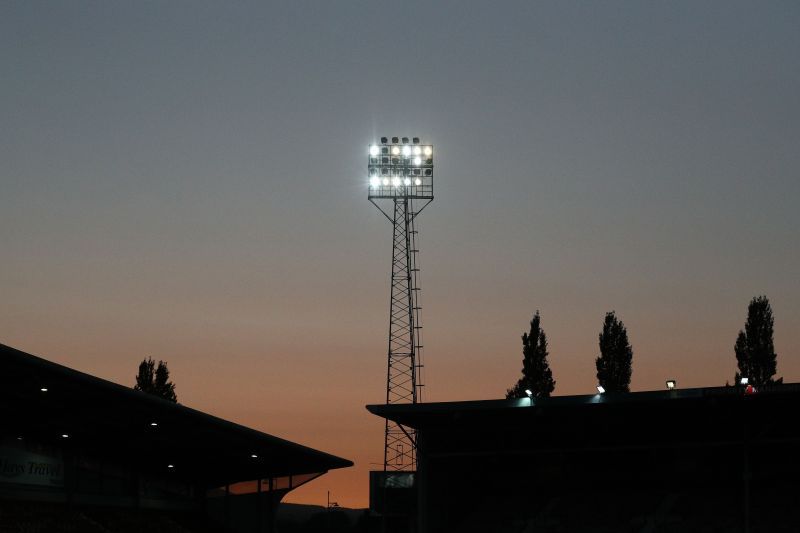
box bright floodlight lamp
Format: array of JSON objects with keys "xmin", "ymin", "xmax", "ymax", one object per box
[
  {"xmin": 368, "ymin": 137, "xmax": 433, "ymax": 201},
  {"xmin": 525, "ymin": 389, "xmax": 533, "ymax": 397},
  {"xmin": 666, "ymin": 379, "xmax": 676, "ymax": 390},
  {"xmin": 740, "ymin": 377, "xmax": 749, "ymax": 385},
  {"xmin": 597, "ymin": 385, "xmax": 606, "ymax": 394}
]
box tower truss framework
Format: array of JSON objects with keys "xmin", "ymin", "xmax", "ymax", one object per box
[{"xmin": 367, "ymin": 136, "xmax": 433, "ymax": 471}]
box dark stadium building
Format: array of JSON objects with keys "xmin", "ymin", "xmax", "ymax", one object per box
[
  {"xmin": 0, "ymin": 343, "xmax": 352, "ymax": 533},
  {"xmin": 369, "ymin": 385, "xmax": 800, "ymax": 533}
]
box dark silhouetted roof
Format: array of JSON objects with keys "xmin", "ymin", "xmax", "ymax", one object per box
[{"xmin": 1, "ymin": 343, "xmax": 352, "ymax": 488}]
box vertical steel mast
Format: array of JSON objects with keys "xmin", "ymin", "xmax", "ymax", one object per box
[{"xmin": 368, "ymin": 136, "xmax": 433, "ymax": 471}]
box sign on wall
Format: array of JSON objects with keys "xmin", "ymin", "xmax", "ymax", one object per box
[{"xmin": 0, "ymin": 446, "xmax": 64, "ymax": 487}]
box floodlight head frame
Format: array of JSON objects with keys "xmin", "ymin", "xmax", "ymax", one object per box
[{"xmin": 368, "ymin": 137, "xmax": 433, "ymax": 200}]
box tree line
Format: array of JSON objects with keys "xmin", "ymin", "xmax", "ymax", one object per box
[{"xmin": 507, "ymin": 295, "xmax": 782, "ymax": 398}]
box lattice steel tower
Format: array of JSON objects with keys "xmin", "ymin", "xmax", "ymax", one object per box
[{"xmin": 367, "ymin": 136, "xmax": 433, "ymax": 471}]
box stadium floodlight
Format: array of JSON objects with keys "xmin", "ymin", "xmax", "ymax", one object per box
[
  {"xmin": 368, "ymin": 136, "xmax": 434, "ymax": 201},
  {"xmin": 250, "ymin": 454, "xmax": 258, "ymax": 459},
  {"xmin": 367, "ymin": 136, "xmax": 435, "ymax": 472},
  {"xmin": 167, "ymin": 464, "xmax": 174, "ymax": 469},
  {"xmin": 666, "ymin": 380, "xmax": 676, "ymax": 390},
  {"xmin": 40, "ymin": 387, "xmax": 48, "ymax": 392},
  {"xmin": 61, "ymin": 434, "xmax": 69, "ymax": 439},
  {"xmin": 150, "ymin": 422, "xmax": 158, "ymax": 427},
  {"xmin": 597, "ymin": 385, "xmax": 606, "ymax": 394},
  {"xmin": 740, "ymin": 377, "xmax": 749, "ymax": 385}
]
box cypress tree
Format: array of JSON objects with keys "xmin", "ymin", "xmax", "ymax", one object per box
[
  {"xmin": 595, "ymin": 311, "xmax": 633, "ymax": 393},
  {"xmin": 734, "ymin": 295, "xmax": 781, "ymax": 387},
  {"xmin": 506, "ymin": 311, "xmax": 555, "ymax": 399}
]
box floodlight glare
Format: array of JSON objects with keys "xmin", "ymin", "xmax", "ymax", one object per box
[
  {"xmin": 404, "ymin": 178, "xmax": 411, "ymax": 186},
  {"xmin": 392, "ymin": 177, "xmax": 401, "ymax": 187},
  {"xmin": 413, "ymin": 146, "xmax": 421, "ymax": 155},
  {"xmin": 402, "ymin": 145, "xmax": 411, "ymax": 156},
  {"xmin": 525, "ymin": 389, "xmax": 533, "ymax": 397},
  {"xmin": 666, "ymin": 380, "xmax": 676, "ymax": 390},
  {"xmin": 370, "ymin": 145, "xmax": 380, "ymax": 156},
  {"xmin": 370, "ymin": 177, "xmax": 381, "ymax": 187},
  {"xmin": 740, "ymin": 377, "xmax": 749, "ymax": 385},
  {"xmin": 413, "ymin": 157, "xmax": 422, "ymax": 166},
  {"xmin": 40, "ymin": 387, "xmax": 48, "ymax": 392},
  {"xmin": 382, "ymin": 178, "xmax": 390, "ymax": 186},
  {"xmin": 423, "ymin": 146, "xmax": 432, "ymax": 156},
  {"xmin": 61, "ymin": 434, "xmax": 69, "ymax": 439},
  {"xmin": 597, "ymin": 385, "xmax": 606, "ymax": 394},
  {"xmin": 414, "ymin": 178, "xmax": 422, "ymax": 186},
  {"xmin": 391, "ymin": 146, "xmax": 400, "ymax": 155}
]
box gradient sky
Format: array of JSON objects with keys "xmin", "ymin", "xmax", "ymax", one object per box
[{"xmin": 2, "ymin": 1, "xmax": 799, "ymax": 508}]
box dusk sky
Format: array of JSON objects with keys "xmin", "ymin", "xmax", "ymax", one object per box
[{"xmin": 2, "ymin": 1, "xmax": 799, "ymax": 508}]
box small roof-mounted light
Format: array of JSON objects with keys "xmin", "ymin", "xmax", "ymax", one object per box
[
  {"xmin": 740, "ymin": 377, "xmax": 749, "ymax": 385},
  {"xmin": 666, "ymin": 380, "xmax": 676, "ymax": 390},
  {"xmin": 524, "ymin": 389, "xmax": 533, "ymax": 397},
  {"xmin": 597, "ymin": 385, "xmax": 606, "ymax": 394}
]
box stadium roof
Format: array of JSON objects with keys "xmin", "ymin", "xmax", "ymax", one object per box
[
  {"xmin": 1, "ymin": 343, "xmax": 352, "ymax": 488},
  {"xmin": 368, "ymin": 384, "xmax": 800, "ymax": 450}
]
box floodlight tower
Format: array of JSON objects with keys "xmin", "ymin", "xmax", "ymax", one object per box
[{"xmin": 367, "ymin": 136, "xmax": 434, "ymax": 471}]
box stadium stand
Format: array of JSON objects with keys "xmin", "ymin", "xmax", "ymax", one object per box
[
  {"xmin": 369, "ymin": 384, "xmax": 800, "ymax": 533},
  {"xmin": 0, "ymin": 343, "xmax": 352, "ymax": 533}
]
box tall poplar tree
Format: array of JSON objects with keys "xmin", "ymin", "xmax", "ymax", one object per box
[
  {"xmin": 734, "ymin": 295, "xmax": 781, "ymax": 387},
  {"xmin": 134, "ymin": 357, "xmax": 178, "ymax": 402},
  {"xmin": 595, "ymin": 311, "xmax": 633, "ymax": 393},
  {"xmin": 506, "ymin": 311, "xmax": 555, "ymax": 399}
]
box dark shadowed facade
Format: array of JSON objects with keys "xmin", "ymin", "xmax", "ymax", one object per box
[
  {"xmin": 369, "ymin": 385, "xmax": 800, "ymax": 533},
  {"xmin": 0, "ymin": 343, "xmax": 352, "ymax": 533}
]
